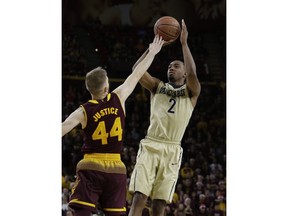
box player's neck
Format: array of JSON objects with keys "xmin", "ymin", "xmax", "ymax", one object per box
[
  {"xmin": 91, "ymin": 92, "xmax": 108, "ymax": 100},
  {"xmin": 168, "ymin": 82, "xmax": 185, "ymax": 88}
]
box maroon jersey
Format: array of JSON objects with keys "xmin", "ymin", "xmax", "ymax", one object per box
[{"xmin": 80, "ymin": 93, "xmax": 125, "ymax": 154}]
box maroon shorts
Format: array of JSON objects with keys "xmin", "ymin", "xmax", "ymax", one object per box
[{"xmin": 69, "ymin": 153, "xmax": 127, "ymax": 215}]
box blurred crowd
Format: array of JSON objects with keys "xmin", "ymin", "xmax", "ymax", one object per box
[
  {"xmin": 62, "ymin": 79, "xmax": 226, "ymax": 216},
  {"xmin": 63, "ymin": 0, "xmax": 226, "ymax": 28},
  {"xmin": 62, "ymin": 21, "xmax": 213, "ymax": 82},
  {"xmin": 62, "ymin": 0, "xmax": 226, "ymax": 81}
]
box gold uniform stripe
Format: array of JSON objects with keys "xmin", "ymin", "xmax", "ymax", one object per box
[
  {"xmin": 69, "ymin": 199, "xmax": 95, "ymax": 208},
  {"xmin": 107, "ymin": 93, "xmax": 111, "ymax": 101},
  {"xmin": 88, "ymin": 99, "xmax": 99, "ymax": 104},
  {"xmin": 88, "ymin": 93, "xmax": 111, "ymax": 104},
  {"xmin": 84, "ymin": 153, "xmax": 121, "ymax": 160},
  {"xmin": 77, "ymin": 153, "xmax": 126, "ymax": 174},
  {"xmin": 103, "ymin": 207, "xmax": 126, "ymax": 212},
  {"xmin": 80, "ymin": 105, "xmax": 87, "ymax": 129}
]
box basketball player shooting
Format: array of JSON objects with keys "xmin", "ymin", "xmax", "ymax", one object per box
[{"xmin": 128, "ymin": 19, "xmax": 201, "ymax": 216}]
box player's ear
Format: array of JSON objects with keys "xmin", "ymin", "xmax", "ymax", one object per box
[
  {"xmin": 183, "ymin": 72, "xmax": 187, "ymax": 78},
  {"xmin": 182, "ymin": 63, "xmax": 186, "ymax": 78},
  {"xmin": 103, "ymin": 86, "xmax": 108, "ymax": 93}
]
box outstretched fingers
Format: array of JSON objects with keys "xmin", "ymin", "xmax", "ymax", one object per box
[
  {"xmin": 154, "ymin": 34, "xmax": 164, "ymax": 45},
  {"xmin": 149, "ymin": 34, "xmax": 164, "ymax": 55},
  {"xmin": 181, "ymin": 19, "xmax": 187, "ymax": 32},
  {"xmin": 180, "ymin": 19, "xmax": 188, "ymax": 44}
]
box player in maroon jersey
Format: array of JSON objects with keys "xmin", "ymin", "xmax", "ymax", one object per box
[{"xmin": 62, "ymin": 35, "xmax": 164, "ymax": 216}]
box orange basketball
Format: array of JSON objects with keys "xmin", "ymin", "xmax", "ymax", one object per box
[{"xmin": 154, "ymin": 16, "xmax": 181, "ymax": 42}]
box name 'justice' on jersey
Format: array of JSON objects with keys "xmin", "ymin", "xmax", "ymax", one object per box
[
  {"xmin": 146, "ymin": 82, "xmax": 194, "ymax": 144},
  {"xmin": 80, "ymin": 92, "xmax": 125, "ymax": 154}
]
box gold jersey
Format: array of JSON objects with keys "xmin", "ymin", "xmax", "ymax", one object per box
[{"xmin": 146, "ymin": 81, "xmax": 194, "ymax": 144}]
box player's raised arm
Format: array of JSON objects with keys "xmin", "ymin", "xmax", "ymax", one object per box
[
  {"xmin": 62, "ymin": 107, "xmax": 85, "ymax": 137},
  {"xmin": 113, "ymin": 35, "xmax": 164, "ymax": 103},
  {"xmin": 130, "ymin": 47, "xmax": 159, "ymax": 94},
  {"xmin": 180, "ymin": 19, "xmax": 201, "ymax": 107}
]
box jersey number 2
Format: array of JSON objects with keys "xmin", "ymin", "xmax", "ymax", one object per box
[
  {"xmin": 168, "ymin": 98, "xmax": 176, "ymax": 113},
  {"xmin": 92, "ymin": 117, "xmax": 123, "ymax": 145}
]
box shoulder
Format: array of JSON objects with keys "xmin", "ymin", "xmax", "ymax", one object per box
[
  {"xmin": 110, "ymin": 92, "xmax": 120, "ymax": 102},
  {"xmin": 156, "ymin": 81, "xmax": 165, "ymax": 90}
]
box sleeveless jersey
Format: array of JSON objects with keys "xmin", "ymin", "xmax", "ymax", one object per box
[
  {"xmin": 146, "ymin": 82, "xmax": 194, "ymax": 144},
  {"xmin": 80, "ymin": 93, "xmax": 125, "ymax": 153}
]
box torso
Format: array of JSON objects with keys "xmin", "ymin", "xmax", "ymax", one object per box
[
  {"xmin": 146, "ymin": 82, "xmax": 194, "ymax": 144},
  {"xmin": 80, "ymin": 93, "xmax": 125, "ymax": 153}
]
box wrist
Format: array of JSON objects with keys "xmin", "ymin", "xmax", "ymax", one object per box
[
  {"xmin": 147, "ymin": 51, "xmax": 156, "ymax": 56},
  {"xmin": 181, "ymin": 42, "xmax": 188, "ymax": 47}
]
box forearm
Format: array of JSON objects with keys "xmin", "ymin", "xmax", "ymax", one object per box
[
  {"xmin": 62, "ymin": 122, "xmax": 72, "ymax": 137},
  {"xmin": 182, "ymin": 43, "xmax": 197, "ymax": 76},
  {"xmin": 182, "ymin": 43, "xmax": 201, "ymax": 97},
  {"xmin": 131, "ymin": 51, "xmax": 156, "ymax": 81},
  {"xmin": 62, "ymin": 108, "xmax": 83, "ymax": 137},
  {"xmin": 116, "ymin": 51, "xmax": 157, "ymax": 100},
  {"xmin": 132, "ymin": 48, "xmax": 149, "ymax": 71},
  {"xmin": 114, "ymin": 35, "xmax": 163, "ymax": 101}
]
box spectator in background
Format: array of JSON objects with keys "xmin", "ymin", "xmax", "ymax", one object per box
[
  {"xmin": 174, "ymin": 202, "xmax": 186, "ymax": 216},
  {"xmin": 182, "ymin": 178, "xmax": 193, "ymax": 195},
  {"xmin": 180, "ymin": 161, "xmax": 194, "ymax": 179},
  {"xmin": 193, "ymin": 0, "xmax": 226, "ymax": 20},
  {"xmin": 183, "ymin": 197, "xmax": 193, "ymax": 215},
  {"xmin": 165, "ymin": 205, "xmax": 174, "ymax": 216},
  {"xmin": 198, "ymin": 204, "xmax": 208, "ymax": 216},
  {"xmin": 66, "ymin": 209, "xmax": 74, "ymax": 216},
  {"xmin": 62, "ymin": 174, "xmax": 72, "ymax": 190},
  {"xmin": 215, "ymin": 195, "xmax": 226, "ymax": 214},
  {"xmin": 98, "ymin": 0, "xmax": 162, "ymax": 26},
  {"xmin": 62, "ymin": 187, "xmax": 70, "ymax": 214}
]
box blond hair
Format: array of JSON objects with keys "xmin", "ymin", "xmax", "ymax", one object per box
[{"xmin": 85, "ymin": 67, "xmax": 107, "ymax": 95}]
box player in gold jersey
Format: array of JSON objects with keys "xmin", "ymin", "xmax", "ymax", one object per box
[
  {"xmin": 128, "ymin": 19, "xmax": 201, "ymax": 216},
  {"xmin": 62, "ymin": 35, "xmax": 164, "ymax": 216}
]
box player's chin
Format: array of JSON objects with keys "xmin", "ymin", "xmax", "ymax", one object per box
[{"xmin": 168, "ymin": 76, "xmax": 175, "ymax": 82}]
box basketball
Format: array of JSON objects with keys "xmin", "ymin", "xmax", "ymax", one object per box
[{"xmin": 154, "ymin": 16, "xmax": 181, "ymax": 42}]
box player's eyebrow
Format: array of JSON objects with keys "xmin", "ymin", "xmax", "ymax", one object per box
[{"xmin": 173, "ymin": 62, "xmax": 181, "ymax": 67}]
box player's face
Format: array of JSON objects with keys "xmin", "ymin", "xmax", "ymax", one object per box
[{"xmin": 167, "ymin": 60, "xmax": 185, "ymax": 83}]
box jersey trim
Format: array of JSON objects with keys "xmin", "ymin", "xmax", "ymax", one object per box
[
  {"xmin": 80, "ymin": 105, "xmax": 87, "ymax": 129},
  {"xmin": 88, "ymin": 99, "xmax": 99, "ymax": 104},
  {"xmin": 107, "ymin": 93, "xmax": 111, "ymax": 101},
  {"xmin": 69, "ymin": 199, "xmax": 95, "ymax": 208},
  {"xmin": 145, "ymin": 135, "xmax": 181, "ymax": 145},
  {"xmin": 84, "ymin": 153, "xmax": 121, "ymax": 161},
  {"xmin": 87, "ymin": 93, "xmax": 111, "ymax": 104},
  {"xmin": 103, "ymin": 207, "xmax": 126, "ymax": 212},
  {"xmin": 112, "ymin": 91, "xmax": 126, "ymax": 116}
]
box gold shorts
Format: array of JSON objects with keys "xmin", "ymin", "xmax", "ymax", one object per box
[{"xmin": 129, "ymin": 138, "xmax": 182, "ymax": 203}]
